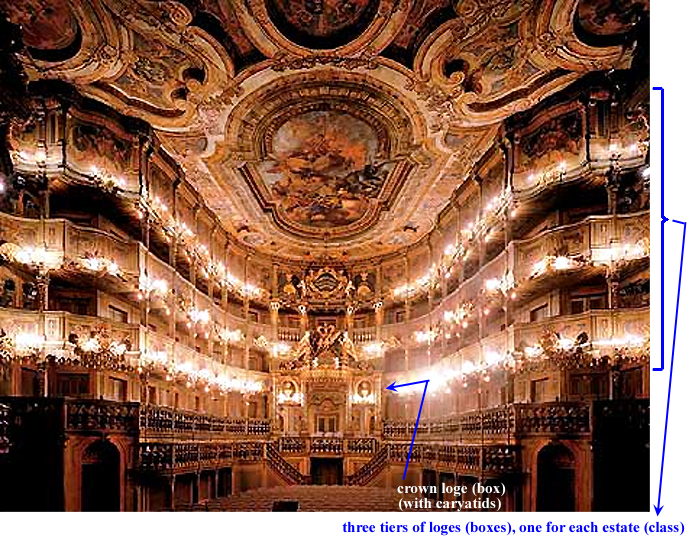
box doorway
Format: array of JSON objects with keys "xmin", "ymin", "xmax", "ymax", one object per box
[
  {"xmin": 536, "ymin": 444, "xmax": 575, "ymax": 511},
  {"xmin": 81, "ymin": 440, "xmax": 120, "ymax": 511},
  {"xmin": 310, "ymin": 458, "xmax": 343, "ymax": 485}
]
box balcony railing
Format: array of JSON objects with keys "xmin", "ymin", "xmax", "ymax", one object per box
[
  {"xmin": 346, "ymin": 442, "xmax": 520, "ymax": 486},
  {"xmin": 276, "ymin": 437, "xmax": 379, "ymax": 456},
  {"xmin": 383, "ymin": 402, "xmax": 591, "ymax": 441},
  {"xmin": 385, "ymin": 306, "xmax": 649, "ymax": 373},
  {"xmin": 0, "ymin": 397, "xmax": 141, "ymax": 436},
  {"xmin": 0, "ymin": 211, "xmax": 265, "ymax": 325},
  {"xmin": 381, "ymin": 211, "xmax": 649, "ymax": 338},
  {"xmin": 140, "ymin": 405, "xmax": 270, "ymax": 438},
  {"xmin": 138, "ymin": 441, "xmax": 265, "ymax": 473},
  {"xmin": 66, "ymin": 400, "xmax": 140, "ymax": 434},
  {"xmin": 352, "ymin": 327, "xmax": 377, "ymax": 343},
  {"xmin": 0, "ymin": 398, "xmax": 271, "ymax": 440},
  {"xmin": 277, "ymin": 327, "xmax": 302, "ymax": 343}
]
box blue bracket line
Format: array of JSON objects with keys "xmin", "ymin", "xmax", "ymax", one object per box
[
  {"xmin": 654, "ymin": 86, "xmax": 666, "ymax": 371},
  {"xmin": 655, "ymin": 219, "xmax": 686, "ymax": 515},
  {"xmin": 386, "ymin": 379, "xmax": 430, "ymax": 479}
]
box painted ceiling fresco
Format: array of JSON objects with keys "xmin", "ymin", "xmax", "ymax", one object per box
[
  {"xmin": 0, "ymin": 0, "xmax": 81, "ymax": 58},
  {"xmin": 266, "ymin": 0, "xmax": 380, "ymax": 49},
  {"xmin": 258, "ymin": 110, "xmax": 392, "ymax": 229},
  {"xmin": 4, "ymin": 0, "xmax": 649, "ymax": 262},
  {"xmin": 577, "ymin": 0, "xmax": 649, "ymax": 37}
]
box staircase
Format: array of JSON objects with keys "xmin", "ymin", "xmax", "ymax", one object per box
[
  {"xmin": 346, "ymin": 444, "xmax": 390, "ymax": 486},
  {"xmin": 265, "ymin": 442, "xmax": 310, "ymax": 485},
  {"xmin": 197, "ymin": 485, "xmax": 421, "ymax": 512}
]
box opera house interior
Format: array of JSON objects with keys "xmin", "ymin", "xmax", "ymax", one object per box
[{"xmin": 0, "ymin": 0, "xmax": 649, "ymax": 512}]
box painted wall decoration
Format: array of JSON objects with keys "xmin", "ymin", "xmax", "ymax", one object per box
[
  {"xmin": 516, "ymin": 110, "xmax": 584, "ymax": 176},
  {"xmin": 266, "ymin": 0, "xmax": 380, "ymax": 49},
  {"xmin": 68, "ymin": 121, "xmax": 133, "ymax": 177},
  {"xmin": 258, "ymin": 110, "xmax": 393, "ymax": 229},
  {"xmin": 382, "ymin": 260, "xmax": 406, "ymax": 292}
]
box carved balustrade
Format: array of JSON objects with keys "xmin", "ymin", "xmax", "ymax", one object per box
[
  {"xmin": 310, "ymin": 437, "xmax": 343, "ymax": 455},
  {"xmin": 0, "ymin": 398, "xmax": 273, "ymax": 443},
  {"xmin": 352, "ymin": 327, "xmax": 377, "ymax": 343},
  {"xmin": 0, "ymin": 397, "xmax": 140, "ymax": 436},
  {"xmin": 277, "ymin": 437, "xmax": 307, "ymax": 454},
  {"xmin": 66, "ymin": 400, "xmax": 140, "ymax": 434},
  {"xmin": 346, "ymin": 438, "xmax": 378, "ymax": 455},
  {"xmin": 383, "ymin": 402, "xmax": 591, "ymax": 441},
  {"xmin": 276, "ymin": 437, "xmax": 378, "ymax": 456},
  {"xmin": 140, "ymin": 405, "xmax": 270, "ymax": 438},
  {"xmin": 137, "ymin": 441, "xmax": 266, "ymax": 473},
  {"xmin": 277, "ymin": 327, "xmax": 302, "ymax": 343},
  {"xmin": 346, "ymin": 442, "xmax": 518, "ymax": 485},
  {"xmin": 513, "ymin": 403, "xmax": 590, "ymax": 435},
  {"xmin": 265, "ymin": 442, "xmax": 309, "ymax": 484},
  {"xmin": 346, "ymin": 445, "xmax": 390, "ymax": 486}
]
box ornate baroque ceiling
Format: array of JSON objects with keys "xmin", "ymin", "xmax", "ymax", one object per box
[{"xmin": 2, "ymin": 0, "xmax": 647, "ymax": 262}]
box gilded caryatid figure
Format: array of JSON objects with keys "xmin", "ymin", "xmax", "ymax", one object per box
[
  {"xmin": 293, "ymin": 330, "xmax": 313, "ymax": 365},
  {"xmin": 339, "ymin": 331, "xmax": 358, "ymax": 366},
  {"xmin": 290, "ymin": 325, "xmax": 359, "ymax": 369}
]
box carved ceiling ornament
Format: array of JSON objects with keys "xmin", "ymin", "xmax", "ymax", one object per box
[
  {"xmin": 12, "ymin": 0, "xmax": 235, "ymax": 130},
  {"xmin": 415, "ymin": 0, "xmax": 634, "ymax": 127},
  {"xmin": 305, "ymin": 267, "xmax": 350, "ymax": 299}
]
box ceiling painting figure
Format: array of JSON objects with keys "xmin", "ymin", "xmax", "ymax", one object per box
[{"xmin": 258, "ymin": 110, "xmax": 393, "ymax": 229}]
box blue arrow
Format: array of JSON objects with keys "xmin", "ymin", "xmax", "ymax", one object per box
[
  {"xmin": 655, "ymin": 220, "xmax": 686, "ymax": 515},
  {"xmin": 386, "ymin": 379, "xmax": 430, "ymax": 392},
  {"xmin": 654, "ymin": 86, "xmax": 665, "ymax": 371},
  {"xmin": 386, "ymin": 379, "xmax": 429, "ymax": 479}
]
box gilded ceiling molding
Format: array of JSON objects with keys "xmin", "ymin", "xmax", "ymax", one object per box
[
  {"xmin": 21, "ymin": 0, "xmax": 236, "ymax": 130},
  {"xmin": 86, "ymin": 0, "xmax": 234, "ymax": 130},
  {"xmin": 406, "ymin": 0, "xmax": 634, "ymax": 127}
]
